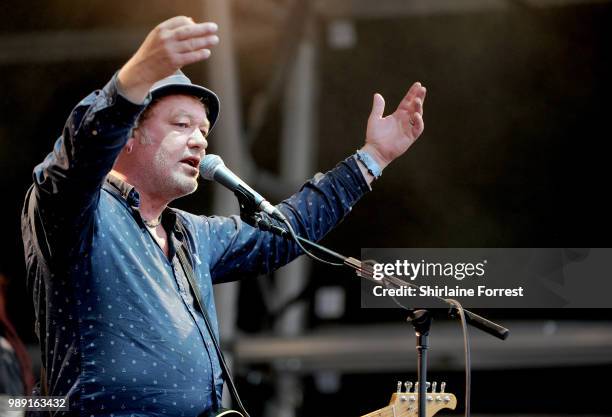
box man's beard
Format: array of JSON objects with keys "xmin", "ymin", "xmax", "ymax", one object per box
[
  {"xmin": 153, "ymin": 154, "xmax": 199, "ymax": 199},
  {"xmin": 164, "ymin": 170, "xmax": 199, "ymax": 198}
]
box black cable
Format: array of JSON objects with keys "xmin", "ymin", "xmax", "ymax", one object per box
[
  {"xmin": 280, "ymin": 216, "xmax": 344, "ymax": 267},
  {"xmin": 382, "ymin": 276, "xmax": 415, "ymax": 311},
  {"xmin": 446, "ymin": 299, "xmax": 471, "ymax": 417}
]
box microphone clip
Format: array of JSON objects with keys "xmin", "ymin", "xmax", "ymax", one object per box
[
  {"xmin": 233, "ymin": 186, "xmax": 259, "ymax": 217},
  {"xmin": 240, "ymin": 210, "xmax": 290, "ymax": 239}
]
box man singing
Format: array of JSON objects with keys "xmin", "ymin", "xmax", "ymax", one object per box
[{"xmin": 22, "ymin": 16, "xmax": 426, "ymax": 416}]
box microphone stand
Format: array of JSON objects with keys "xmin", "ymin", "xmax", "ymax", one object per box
[
  {"xmin": 408, "ymin": 309, "xmax": 432, "ymax": 417},
  {"xmin": 242, "ymin": 210, "xmax": 509, "ymax": 417}
]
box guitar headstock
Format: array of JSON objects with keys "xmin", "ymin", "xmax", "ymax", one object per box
[{"xmin": 389, "ymin": 380, "xmax": 457, "ymax": 417}]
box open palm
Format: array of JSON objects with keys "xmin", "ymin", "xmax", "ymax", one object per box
[{"xmin": 364, "ymin": 82, "xmax": 427, "ymax": 168}]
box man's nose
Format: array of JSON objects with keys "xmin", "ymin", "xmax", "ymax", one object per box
[{"xmin": 188, "ymin": 128, "xmax": 208, "ymax": 151}]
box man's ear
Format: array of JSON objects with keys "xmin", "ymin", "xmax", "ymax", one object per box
[{"xmin": 124, "ymin": 137, "xmax": 135, "ymax": 154}]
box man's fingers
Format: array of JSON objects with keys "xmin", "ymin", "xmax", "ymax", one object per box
[
  {"xmin": 173, "ymin": 22, "xmax": 218, "ymax": 41},
  {"xmin": 159, "ymin": 16, "xmax": 195, "ymax": 30},
  {"xmin": 158, "ymin": 19, "xmax": 219, "ymax": 66},
  {"xmin": 177, "ymin": 49, "xmax": 212, "ymax": 66},
  {"xmin": 408, "ymin": 82, "xmax": 426, "ymax": 100},
  {"xmin": 175, "ymin": 35, "xmax": 219, "ymax": 53},
  {"xmin": 414, "ymin": 84, "xmax": 427, "ymax": 102},
  {"xmin": 417, "ymin": 86, "xmax": 426, "ymax": 103},
  {"xmin": 408, "ymin": 97, "xmax": 423, "ymax": 115},
  {"xmin": 398, "ymin": 84, "xmax": 426, "ymax": 115},
  {"xmin": 401, "ymin": 82, "xmax": 427, "ymax": 105},
  {"xmin": 410, "ymin": 112, "xmax": 424, "ymax": 137},
  {"xmin": 369, "ymin": 93, "xmax": 386, "ymax": 120},
  {"xmin": 401, "ymin": 82, "xmax": 421, "ymax": 102}
]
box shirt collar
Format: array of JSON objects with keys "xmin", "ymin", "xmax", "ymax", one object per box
[
  {"xmin": 105, "ymin": 173, "xmax": 141, "ymax": 207},
  {"xmin": 104, "ymin": 173, "xmax": 182, "ymax": 238}
]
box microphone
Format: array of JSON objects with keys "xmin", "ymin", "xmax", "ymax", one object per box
[{"xmin": 200, "ymin": 154, "xmax": 286, "ymax": 221}]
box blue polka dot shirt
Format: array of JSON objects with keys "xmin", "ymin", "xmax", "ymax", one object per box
[{"xmin": 21, "ymin": 75, "xmax": 370, "ymax": 416}]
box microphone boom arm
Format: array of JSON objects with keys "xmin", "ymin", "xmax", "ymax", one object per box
[{"xmin": 245, "ymin": 212, "xmax": 509, "ymax": 341}]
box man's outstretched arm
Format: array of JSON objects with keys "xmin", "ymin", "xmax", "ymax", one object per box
[{"xmin": 207, "ymin": 83, "xmax": 427, "ymax": 282}]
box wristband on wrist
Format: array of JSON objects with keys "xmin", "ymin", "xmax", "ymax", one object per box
[{"xmin": 355, "ymin": 149, "xmax": 383, "ymax": 179}]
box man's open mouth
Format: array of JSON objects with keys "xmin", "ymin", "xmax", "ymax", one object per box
[{"xmin": 181, "ymin": 157, "xmax": 200, "ymax": 168}]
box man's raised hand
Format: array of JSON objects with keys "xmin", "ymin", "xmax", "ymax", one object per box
[
  {"xmin": 362, "ymin": 82, "xmax": 427, "ymax": 170},
  {"xmin": 118, "ymin": 16, "xmax": 219, "ymax": 103}
]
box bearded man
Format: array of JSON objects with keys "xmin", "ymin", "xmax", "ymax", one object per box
[{"xmin": 21, "ymin": 16, "xmax": 426, "ymax": 417}]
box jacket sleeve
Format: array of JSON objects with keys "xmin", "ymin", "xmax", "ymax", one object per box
[
  {"xmin": 206, "ymin": 156, "xmax": 370, "ymax": 283},
  {"xmin": 23, "ymin": 74, "xmax": 148, "ymax": 260}
]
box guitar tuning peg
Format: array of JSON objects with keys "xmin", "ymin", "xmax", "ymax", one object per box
[
  {"xmin": 432, "ymin": 381, "xmax": 437, "ymax": 393},
  {"xmin": 404, "ymin": 381, "xmax": 413, "ymax": 393},
  {"xmin": 440, "ymin": 381, "xmax": 446, "ymax": 393},
  {"xmin": 425, "ymin": 382, "xmax": 431, "ymax": 392},
  {"xmin": 397, "ymin": 381, "xmax": 402, "ymax": 393},
  {"xmin": 414, "ymin": 382, "xmax": 419, "ymax": 393}
]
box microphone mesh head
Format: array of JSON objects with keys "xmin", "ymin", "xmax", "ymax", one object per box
[{"xmin": 199, "ymin": 154, "xmax": 225, "ymax": 181}]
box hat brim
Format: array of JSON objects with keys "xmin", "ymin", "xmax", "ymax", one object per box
[{"xmin": 149, "ymin": 84, "xmax": 220, "ymax": 132}]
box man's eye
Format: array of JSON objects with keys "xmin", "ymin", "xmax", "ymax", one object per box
[{"xmin": 174, "ymin": 122, "xmax": 190, "ymax": 129}]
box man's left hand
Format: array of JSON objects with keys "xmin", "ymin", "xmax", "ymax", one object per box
[{"xmin": 362, "ymin": 82, "xmax": 427, "ymax": 170}]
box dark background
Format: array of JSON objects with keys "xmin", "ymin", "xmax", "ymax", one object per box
[{"xmin": 1, "ymin": 0, "xmax": 611, "ymax": 415}]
